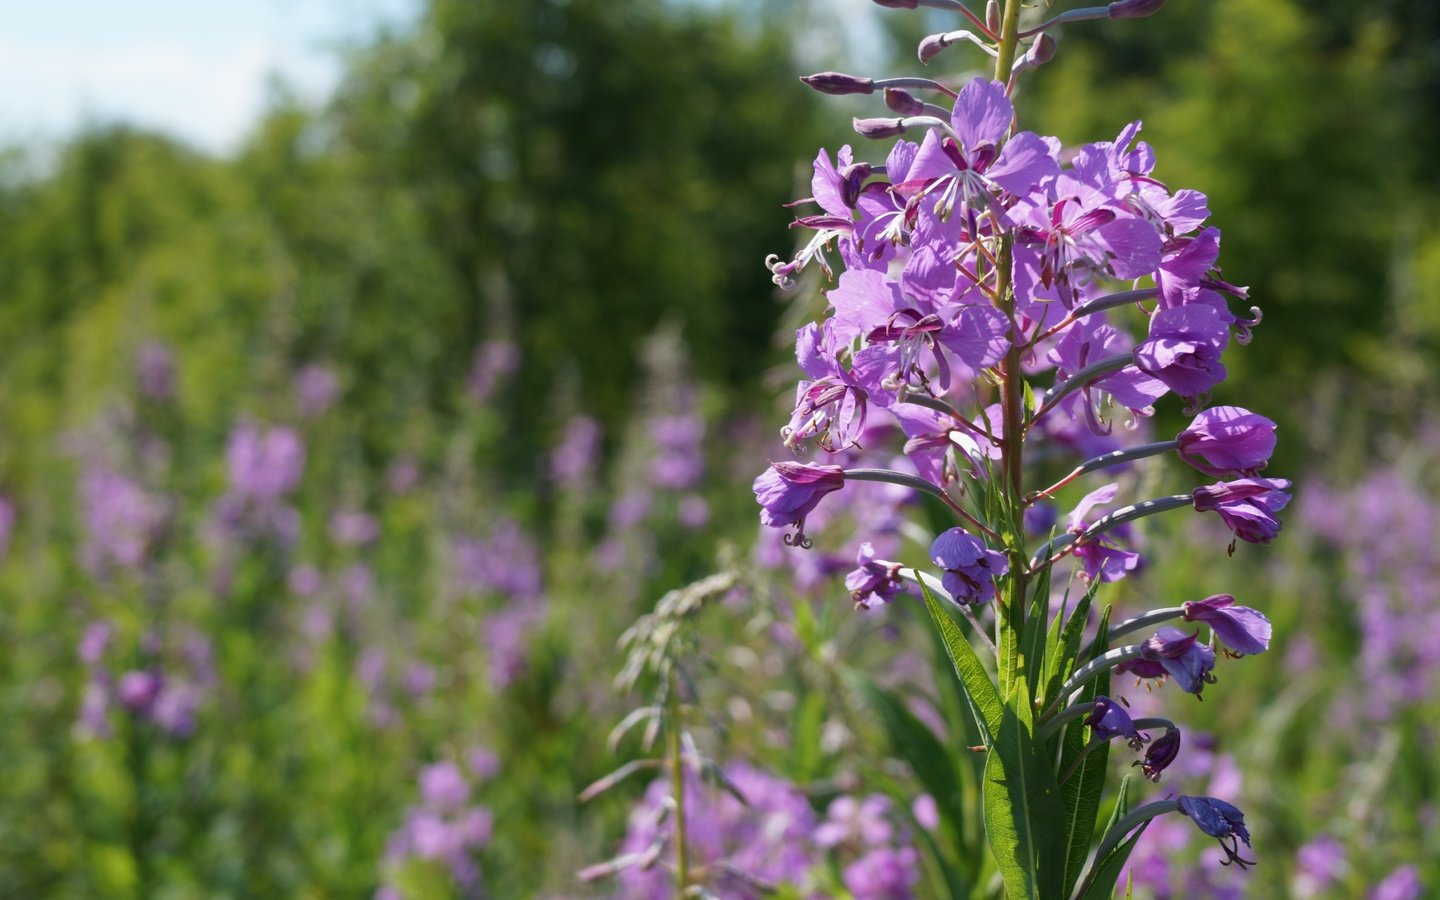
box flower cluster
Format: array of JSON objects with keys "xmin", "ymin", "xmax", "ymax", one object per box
[
  {"xmin": 377, "ymin": 753, "xmax": 499, "ymax": 899},
  {"xmin": 76, "ymin": 620, "xmax": 215, "ymax": 740},
  {"xmin": 606, "ymin": 762, "xmax": 923, "ymax": 899},
  {"xmin": 753, "ymin": 5, "xmax": 1291, "ymax": 883}
]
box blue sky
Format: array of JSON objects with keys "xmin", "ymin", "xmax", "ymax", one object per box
[{"xmin": 0, "ymin": 0, "xmax": 420, "ymax": 153}]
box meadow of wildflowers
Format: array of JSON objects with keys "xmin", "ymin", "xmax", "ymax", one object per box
[{"xmin": 1, "ymin": 0, "xmax": 1439, "ymax": 898}]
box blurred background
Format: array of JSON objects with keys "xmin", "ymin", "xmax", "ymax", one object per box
[{"xmin": 0, "ymin": 0, "xmax": 1437, "ymax": 896}]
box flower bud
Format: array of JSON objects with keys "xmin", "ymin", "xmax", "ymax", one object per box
[
  {"xmin": 1026, "ymin": 34, "xmax": 1057, "ymax": 68},
  {"xmin": 853, "ymin": 117, "xmax": 908, "ymax": 139},
  {"xmin": 1136, "ymin": 728, "xmax": 1181, "ymax": 781},
  {"xmin": 883, "ymin": 87, "xmax": 925, "ymax": 116},
  {"xmin": 1108, "ymin": 0, "xmax": 1165, "ymax": 19},
  {"xmin": 800, "ymin": 71, "xmax": 876, "ymax": 96},
  {"xmin": 986, "ymin": 0, "xmax": 1000, "ymax": 33},
  {"xmin": 918, "ymin": 33, "xmax": 951, "ymax": 64}
]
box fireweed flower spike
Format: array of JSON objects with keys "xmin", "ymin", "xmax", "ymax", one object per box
[{"xmin": 756, "ymin": 0, "xmax": 1285, "ymax": 891}]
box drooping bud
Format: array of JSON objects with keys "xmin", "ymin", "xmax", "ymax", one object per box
[
  {"xmin": 883, "ymin": 87, "xmax": 925, "ymax": 116},
  {"xmin": 838, "ymin": 162, "xmax": 874, "ymax": 208},
  {"xmin": 1108, "ymin": 0, "xmax": 1166, "ymax": 19},
  {"xmin": 918, "ymin": 33, "xmax": 951, "ymax": 64},
  {"xmin": 800, "ymin": 71, "xmax": 876, "ymax": 96},
  {"xmin": 853, "ymin": 117, "xmax": 908, "ymax": 139},
  {"xmin": 1136, "ymin": 728, "xmax": 1181, "ymax": 781},
  {"xmin": 1026, "ymin": 34, "xmax": 1057, "ymax": 68}
]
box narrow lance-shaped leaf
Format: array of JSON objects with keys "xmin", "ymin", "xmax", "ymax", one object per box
[
  {"xmin": 920, "ymin": 577, "xmax": 1002, "ymax": 745},
  {"xmin": 982, "ymin": 672, "xmax": 1066, "ymax": 900}
]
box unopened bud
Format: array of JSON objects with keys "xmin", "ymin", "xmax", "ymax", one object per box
[
  {"xmin": 838, "ymin": 162, "xmax": 874, "ymax": 208},
  {"xmin": 853, "ymin": 117, "xmax": 908, "ymax": 139},
  {"xmin": 800, "ymin": 71, "xmax": 876, "ymax": 96},
  {"xmin": 986, "ymin": 0, "xmax": 1001, "ymax": 33},
  {"xmin": 1108, "ymin": 0, "xmax": 1165, "ymax": 19},
  {"xmin": 918, "ymin": 32, "xmax": 951, "ymax": 64},
  {"xmin": 883, "ymin": 87, "xmax": 925, "ymax": 116},
  {"xmin": 1026, "ymin": 34, "xmax": 1057, "ymax": 67}
]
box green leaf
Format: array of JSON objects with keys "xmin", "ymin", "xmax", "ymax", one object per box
[
  {"xmin": 1057, "ymin": 664, "xmax": 1111, "ymax": 896},
  {"xmin": 1020, "ymin": 561, "xmax": 1052, "ymax": 706},
  {"xmin": 921, "ymin": 580, "xmax": 1002, "ymax": 746},
  {"xmin": 982, "ymin": 673, "xmax": 1065, "ymax": 900},
  {"xmin": 1077, "ymin": 822, "xmax": 1150, "ymax": 900},
  {"xmin": 1044, "ymin": 581, "xmax": 1099, "ymax": 705},
  {"xmin": 850, "ymin": 672, "xmax": 968, "ymax": 860}
]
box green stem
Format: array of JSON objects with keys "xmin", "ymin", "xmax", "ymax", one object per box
[{"xmin": 667, "ymin": 673, "xmax": 690, "ymax": 897}]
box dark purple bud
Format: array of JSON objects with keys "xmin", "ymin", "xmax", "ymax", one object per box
[
  {"xmin": 1136, "ymin": 728, "xmax": 1181, "ymax": 781},
  {"xmin": 1108, "ymin": 0, "xmax": 1166, "ymax": 19},
  {"xmin": 845, "ymin": 542, "xmax": 910, "ymax": 609},
  {"xmin": 853, "ymin": 117, "xmax": 908, "ymax": 139},
  {"xmin": 1087, "ymin": 696, "xmax": 1142, "ymax": 749},
  {"xmin": 930, "ymin": 527, "xmax": 1009, "ymax": 606},
  {"xmin": 1192, "ymin": 478, "xmax": 1292, "ymax": 550},
  {"xmin": 884, "ymin": 87, "xmax": 925, "ymax": 116},
  {"xmin": 800, "ymin": 71, "xmax": 877, "ymax": 96},
  {"xmin": 753, "ymin": 461, "xmax": 845, "ymax": 548},
  {"xmin": 1177, "ymin": 796, "xmax": 1255, "ymax": 869},
  {"xmin": 1176, "ymin": 406, "xmax": 1277, "ymax": 477},
  {"xmin": 1182, "ymin": 594, "xmax": 1271, "ymax": 655},
  {"xmin": 839, "ymin": 162, "xmax": 874, "ymax": 209}
]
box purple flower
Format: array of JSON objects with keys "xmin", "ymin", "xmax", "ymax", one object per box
[
  {"xmin": 1136, "ymin": 728, "xmax": 1181, "ymax": 782},
  {"xmin": 1177, "ymin": 406, "xmax": 1276, "ymax": 477},
  {"xmin": 843, "ymin": 846, "xmax": 921, "ymax": 899},
  {"xmin": 929, "ymin": 527, "xmax": 1009, "ymax": 605},
  {"xmin": 844, "ymin": 542, "xmax": 909, "ymax": 609},
  {"xmin": 753, "ymin": 461, "xmax": 846, "ymax": 547},
  {"xmin": 135, "ymin": 341, "xmax": 176, "ymax": 400},
  {"xmin": 467, "ymin": 339, "xmax": 520, "ymax": 403},
  {"xmin": 550, "ymin": 415, "xmax": 602, "ymax": 486},
  {"xmin": 329, "ymin": 509, "xmax": 380, "ymax": 547},
  {"xmin": 1192, "ymin": 478, "xmax": 1292, "ymax": 550},
  {"xmin": 1087, "ymin": 696, "xmax": 1143, "ymax": 749},
  {"xmin": 0, "ymin": 495, "xmax": 13, "ymax": 561},
  {"xmin": 1067, "ymin": 484, "xmax": 1142, "ymax": 584},
  {"xmin": 295, "ymin": 363, "xmax": 341, "ymax": 417},
  {"xmin": 117, "ymin": 670, "xmax": 162, "ymax": 713},
  {"xmin": 1176, "ymin": 796, "xmax": 1253, "ymax": 869},
  {"xmin": 1118, "ymin": 626, "xmax": 1216, "ymax": 696},
  {"xmin": 1371, "ymin": 865, "xmax": 1424, "ymax": 900},
  {"xmin": 1133, "ymin": 304, "xmax": 1230, "ymax": 400},
  {"xmin": 79, "ymin": 620, "xmax": 115, "ymax": 667},
  {"xmin": 1182, "ymin": 594, "xmax": 1271, "ymax": 656},
  {"xmin": 1293, "ymin": 835, "xmax": 1346, "ymax": 897},
  {"xmin": 420, "ymin": 762, "xmax": 471, "ymax": 811},
  {"xmin": 226, "ymin": 422, "xmax": 306, "ymax": 501}
]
